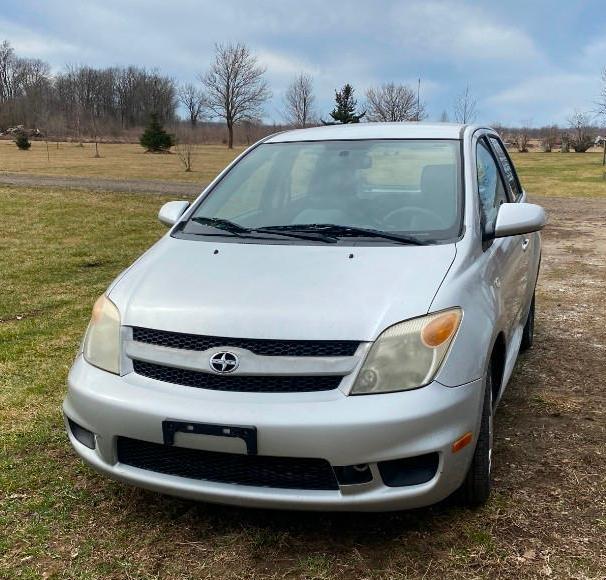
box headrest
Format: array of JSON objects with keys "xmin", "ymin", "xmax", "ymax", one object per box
[{"xmin": 421, "ymin": 164, "xmax": 456, "ymax": 197}]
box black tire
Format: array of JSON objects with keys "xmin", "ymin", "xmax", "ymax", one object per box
[
  {"xmin": 520, "ymin": 293, "xmax": 535, "ymax": 352},
  {"xmin": 459, "ymin": 365, "xmax": 493, "ymax": 507}
]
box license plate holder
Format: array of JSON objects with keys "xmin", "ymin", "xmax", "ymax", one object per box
[{"xmin": 162, "ymin": 420, "xmax": 258, "ymax": 455}]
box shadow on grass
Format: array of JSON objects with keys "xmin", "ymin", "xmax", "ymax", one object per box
[{"xmin": 118, "ymin": 484, "xmax": 471, "ymax": 551}]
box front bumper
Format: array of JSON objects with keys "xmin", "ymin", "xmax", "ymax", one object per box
[{"xmin": 63, "ymin": 355, "xmax": 484, "ymax": 511}]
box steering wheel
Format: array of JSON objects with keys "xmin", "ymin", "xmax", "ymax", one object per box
[{"xmin": 382, "ymin": 206, "xmax": 449, "ymax": 230}]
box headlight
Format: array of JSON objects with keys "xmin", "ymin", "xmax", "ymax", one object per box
[
  {"xmin": 351, "ymin": 308, "xmax": 462, "ymax": 395},
  {"xmin": 82, "ymin": 295, "xmax": 121, "ymax": 374}
]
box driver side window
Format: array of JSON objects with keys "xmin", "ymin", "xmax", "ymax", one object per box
[{"xmin": 476, "ymin": 139, "xmax": 508, "ymax": 235}]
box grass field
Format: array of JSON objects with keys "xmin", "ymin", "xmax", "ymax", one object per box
[
  {"xmin": 1, "ymin": 139, "xmax": 606, "ymax": 197},
  {"xmin": 1, "ymin": 153, "xmax": 605, "ymax": 578},
  {"xmin": 0, "ymin": 140, "xmax": 244, "ymax": 184},
  {"xmin": 511, "ymin": 152, "xmax": 606, "ymax": 197}
]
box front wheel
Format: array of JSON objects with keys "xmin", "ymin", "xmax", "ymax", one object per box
[
  {"xmin": 458, "ymin": 365, "xmax": 493, "ymax": 507},
  {"xmin": 520, "ymin": 293, "xmax": 535, "ymax": 352}
]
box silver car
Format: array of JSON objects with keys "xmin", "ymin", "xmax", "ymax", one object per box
[{"xmin": 63, "ymin": 123, "xmax": 545, "ymax": 511}]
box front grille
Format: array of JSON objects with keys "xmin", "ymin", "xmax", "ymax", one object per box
[
  {"xmin": 133, "ymin": 360, "xmax": 342, "ymax": 392},
  {"xmin": 117, "ymin": 437, "xmax": 339, "ymax": 490},
  {"xmin": 132, "ymin": 326, "xmax": 359, "ymax": 357}
]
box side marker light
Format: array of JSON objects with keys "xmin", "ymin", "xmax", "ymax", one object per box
[{"xmin": 452, "ymin": 432, "xmax": 473, "ymax": 453}]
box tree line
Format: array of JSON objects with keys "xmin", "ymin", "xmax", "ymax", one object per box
[
  {"xmin": 0, "ymin": 41, "xmax": 177, "ymax": 139},
  {"xmin": 1, "ymin": 39, "xmax": 606, "ymax": 153}
]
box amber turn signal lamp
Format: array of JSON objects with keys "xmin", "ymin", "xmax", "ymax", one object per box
[
  {"xmin": 452, "ymin": 432, "xmax": 473, "ymax": 453},
  {"xmin": 421, "ymin": 310, "xmax": 461, "ymax": 348}
]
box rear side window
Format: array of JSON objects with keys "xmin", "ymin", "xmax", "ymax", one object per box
[
  {"xmin": 476, "ymin": 140, "xmax": 508, "ymax": 234},
  {"xmin": 489, "ymin": 137, "xmax": 522, "ymax": 200}
]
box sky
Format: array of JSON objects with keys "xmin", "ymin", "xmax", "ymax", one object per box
[{"xmin": 1, "ymin": 0, "xmax": 606, "ymax": 127}]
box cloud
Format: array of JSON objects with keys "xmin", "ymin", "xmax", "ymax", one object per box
[
  {"xmin": 579, "ymin": 38, "xmax": 606, "ymax": 72},
  {"xmin": 0, "ymin": 17, "xmax": 82, "ymax": 65},
  {"xmin": 388, "ymin": 1, "xmax": 542, "ymax": 65},
  {"xmin": 0, "ymin": 0, "xmax": 603, "ymax": 125},
  {"xmin": 257, "ymin": 50, "xmax": 317, "ymax": 78},
  {"xmin": 487, "ymin": 73, "xmax": 602, "ymax": 125}
]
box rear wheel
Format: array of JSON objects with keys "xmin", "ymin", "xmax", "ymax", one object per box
[
  {"xmin": 520, "ymin": 293, "xmax": 535, "ymax": 352},
  {"xmin": 459, "ymin": 364, "xmax": 493, "ymax": 507}
]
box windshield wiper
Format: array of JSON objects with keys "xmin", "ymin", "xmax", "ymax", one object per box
[
  {"xmin": 191, "ymin": 216, "xmax": 251, "ymax": 235},
  {"xmin": 189, "ymin": 216, "xmax": 336, "ymax": 243},
  {"xmin": 252, "ymin": 226, "xmax": 337, "ymax": 243},
  {"xmin": 261, "ymin": 224, "xmax": 428, "ymax": 245}
]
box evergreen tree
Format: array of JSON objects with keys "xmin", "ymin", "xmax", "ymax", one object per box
[
  {"xmin": 14, "ymin": 131, "xmax": 31, "ymax": 150},
  {"xmin": 323, "ymin": 84, "xmax": 365, "ymax": 124},
  {"xmin": 139, "ymin": 113, "xmax": 175, "ymax": 152}
]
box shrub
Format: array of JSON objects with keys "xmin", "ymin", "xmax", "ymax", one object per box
[
  {"xmin": 567, "ymin": 112, "xmax": 594, "ymax": 153},
  {"xmin": 14, "ymin": 131, "xmax": 31, "ymax": 150},
  {"xmin": 139, "ymin": 113, "xmax": 175, "ymax": 152},
  {"xmin": 570, "ymin": 134, "xmax": 594, "ymax": 153}
]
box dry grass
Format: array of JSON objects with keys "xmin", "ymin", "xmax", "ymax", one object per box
[
  {"xmin": 1, "ymin": 141, "xmax": 606, "ymax": 200},
  {"xmin": 511, "ymin": 152, "xmax": 606, "ymax": 197},
  {"xmin": 0, "ymin": 140, "xmax": 243, "ymax": 184}
]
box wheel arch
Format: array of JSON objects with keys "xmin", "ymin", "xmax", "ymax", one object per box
[{"xmin": 489, "ymin": 332, "xmax": 507, "ymax": 406}]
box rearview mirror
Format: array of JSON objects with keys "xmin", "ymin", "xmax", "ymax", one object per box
[
  {"xmin": 494, "ymin": 203, "xmax": 546, "ymax": 238},
  {"xmin": 158, "ymin": 201, "xmax": 190, "ymax": 226}
]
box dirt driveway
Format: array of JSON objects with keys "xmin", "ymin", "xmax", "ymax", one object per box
[{"xmin": 0, "ymin": 172, "xmax": 201, "ymax": 196}]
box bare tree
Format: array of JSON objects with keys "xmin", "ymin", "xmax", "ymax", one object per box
[
  {"xmin": 365, "ymin": 83, "xmax": 426, "ymax": 122},
  {"xmin": 0, "ymin": 40, "xmax": 52, "ymax": 128},
  {"xmin": 176, "ymin": 141, "xmax": 194, "ymax": 171},
  {"xmin": 178, "ymin": 83, "xmax": 206, "ymax": 127},
  {"xmin": 567, "ymin": 111, "xmax": 594, "ymax": 152},
  {"xmin": 540, "ymin": 125, "xmax": 559, "ymax": 152},
  {"xmin": 598, "ymin": 68, "xmax": 606, "ymax": 164},
  {"xmin": 453, "ymin": 86, "xmax": 477, "ymax": 124},
  {"xmin": 491, "ymin": 122, "xmax": 504, "ymax": 136},
  {"xmin": 514, "ymin": 131, "xmax": 530, "ymax": 152},
  {"xmin": 598, "ymin": 68, "xmax": 606, "ymax": 118},
  {"xmin": 282, "ymin": 73, "xmax": 316, "ymax": 128},
  {"xmin": 55, "ymin": 63, "xmax": 176, "ymax": 138},
  {"xmin": 439, "ymin": 110, "xmax": 449, "ymax": 122},
  {"xmin": 201, "ymin": 42, "xmax": 271, "ymax": 148},
  {"xmin": 515, "ymin": 119, "xmax": 532, "ymax": 152}
]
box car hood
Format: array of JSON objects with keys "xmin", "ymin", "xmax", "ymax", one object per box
[{"xmin": 109, "ymin": 236, "xmax": 457, "ymax": 342}]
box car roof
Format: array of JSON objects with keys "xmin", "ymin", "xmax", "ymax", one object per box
[{"xmin": 265, "ymin": 122, "xmax": 475, "ymax": 143}]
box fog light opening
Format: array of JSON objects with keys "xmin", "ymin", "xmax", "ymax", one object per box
[
  {"xmin": 68, "ymin": 418, "xmax": 96, "ymax": 450},
  {"xmin": 378, "ymin": 453, "xmax": 439, "ymax": 487},
  {"xmin": 334, "ymin": 464, "xmax": 373, "ymax": 485}
]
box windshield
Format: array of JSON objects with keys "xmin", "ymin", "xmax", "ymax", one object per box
[{"xmin": 181, "ymin": 139, "xmax": 462, "ymax": 244}]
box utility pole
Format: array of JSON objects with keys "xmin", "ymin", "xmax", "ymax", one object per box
[{"xmin": 416, "ymin": 78, "xmax": 421, "ymax": 122}]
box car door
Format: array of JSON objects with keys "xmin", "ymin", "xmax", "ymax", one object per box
[
  {"xmin": 488, "ymin": 136, "xmax": 536, "ymax": 320},
  {"xmin": 476, "ymin": 137, "xmax": 524, "ymax": 339}
]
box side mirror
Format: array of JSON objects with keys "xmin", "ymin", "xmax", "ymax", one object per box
[
  {"xmin": 158, "ymin": 201, "xmax": 190, "ymax": 226},
  {"xmin": 494, "ymin": 203, "xmax": 546, "ymax": 238}
]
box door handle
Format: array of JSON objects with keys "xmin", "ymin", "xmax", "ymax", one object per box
[{"xmin": 521, "ymin": 238, "xmax": 530, "ymax": 251}]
